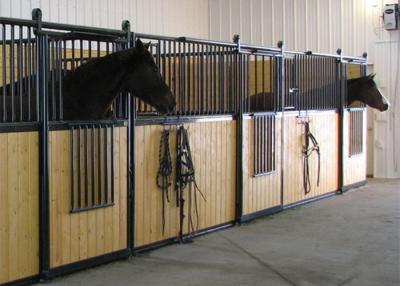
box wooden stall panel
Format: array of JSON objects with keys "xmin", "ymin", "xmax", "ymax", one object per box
[
  {"xmin": 49, "ymin": 127, "xmax": 127, "ymax": 268},
  {"xmin": 134, "ymin": 120, "xmax": 236, "ymax": 248},
  {"xmin": 0, "ymin": 132, "xmax": 39, "ymax": 284},
  {"xmin": 283, "ymin": 112, "xmax": 339, "ymax": 205},
  {"xmin": 242, "ymin": 117, "xmax": 281, "ymax": 215},
  {"xmin": 343, "ymin": 110, "xmax": 367, "ymax": 185}
]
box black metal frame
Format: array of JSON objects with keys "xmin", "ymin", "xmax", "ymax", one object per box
[
  {"xmin": 0, "ymin": 10, "xmax": 369, "ymax": 286},
  {"xmin": 252, "ymin": 113, "xmax": 276, "ymax": 176}
]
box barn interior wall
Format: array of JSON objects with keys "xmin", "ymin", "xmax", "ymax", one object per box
[
  {"xmin": 0, "ymin": 0, "xmax": 210, "ymax": 39},
  {"xmin": 209, "ymin": 0, "xmax": 399, "ymax": 179}
]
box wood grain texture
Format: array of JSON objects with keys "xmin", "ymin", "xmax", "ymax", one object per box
[
  {"xmin": 343, "ymin": 110, "xmax": 367, "ymax": 185},
  {"xmin": 0, "ymin": 131, "xmax": 39, "ymax": 285},
  {"xmin": 283, "ymin": 112, "xmax": 339, "ymax": 205},
  {"xmin": 48, "ymin": 127, "xmax": 127, "ymax": 268},
  {"xmin": 242, "ymin": 117, "xmax": 281, "ymax": 215},
  {"xmin": 134, "ymin": 120, "xmax": 236, "ymax": 247}
]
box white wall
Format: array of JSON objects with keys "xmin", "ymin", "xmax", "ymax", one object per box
[
  {"xmin": 0, "ymin": 0, "xmax": 210, "ymax": 38},
  {"xmin": 371, "ymin": 1, "xmax": 400, "ymax": 178},
  {"xmin": 209, "ymin": 0, "xmax": 400, "ymax": 179},
  {"xmin": 208, "ymin": 0, "xmax": 375, "ymax": 58}
]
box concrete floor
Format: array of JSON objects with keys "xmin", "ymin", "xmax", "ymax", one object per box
[{"xmin": 40, "ymin": 179, "xmax": 400, "ymax": 286}]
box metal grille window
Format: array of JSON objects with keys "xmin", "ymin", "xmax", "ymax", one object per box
[
  {"xmin": 349, "ymin": 110, "xmax": 363, "ymax": 156},
  {"xmin": 134, "ymin": 36, "xmax": 237, "ymax": 116},
  {"xmin": 70, "ymin": 124, "xmax": 115, "ymax": 212},
  {"xmin": 243, "ymin": 54, "xmax": 277, "ymax": 113},
  {"xmin": 1, "ymin": 23, "xmax": 38, "ymax": 122},
  {"xmin": 253, "ymin": 114, "xmax": 276, "ymax": 176},
  {"xmin": 46, "ymin": 38, "xmax": 129, "ymax": 121}
]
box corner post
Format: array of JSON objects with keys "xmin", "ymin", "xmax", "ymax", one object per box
[
  {"xmin": 233, "ymin": 34, "xmax": 243, "ymax": 223},
  {"xmin": 33, "ymin": 8, "xmax": 50, "ymax": 280},
  {"xmin": 122, "ymin": 20, "xmax": 135, "ymax": 254},
  {"xmin": 277, "ymin": 41, "xmax": 285, "ymax": 207},
  {"xmin": 337, "ymin": 48, "xmax": 345, "ymax": 194}
]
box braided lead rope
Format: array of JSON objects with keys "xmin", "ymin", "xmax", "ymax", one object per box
[
  {"xmin": 156, "ymin": 129, "xmax": 172, "ymax": 234},
  {"xmin": 302, "ymin": 121, "xmax": 321, "ymax": 195}
]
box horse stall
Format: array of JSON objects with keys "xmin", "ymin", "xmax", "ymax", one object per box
[
  {"xmin": 132, "ymin": 35, "xmax": 238, "ymax": 249},
  {"xmin": 342, "ymin": 63, "xmax": 368, "ymax": 190},
  {"xmin": 0, "ymin": 10, "xmax": 371, "ymax": 286},
  {"xmin": 237, "ymin": 45, "xmax": 368, "ymax": 220},
  {"xmin": 0, "ymin": 13, "xmax": 131, "ymax": 285}
]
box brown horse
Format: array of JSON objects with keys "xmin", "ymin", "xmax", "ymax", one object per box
[
  {"xmin": 0, "ymin": 38, "xmax": 175, "ymax": 121},
  {"xmin": 247, "ymin": 74, "xmax": 389, "ymax": 112}
]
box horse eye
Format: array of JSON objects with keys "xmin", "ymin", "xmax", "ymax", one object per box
[{"xmin": 153, "ymin": 66, "xmax": 158, "ymax": 72}]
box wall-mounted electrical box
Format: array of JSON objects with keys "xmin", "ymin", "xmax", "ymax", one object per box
[{"xmin": 383, "ymin": 4, "xmax": 399, "ymax": 30}]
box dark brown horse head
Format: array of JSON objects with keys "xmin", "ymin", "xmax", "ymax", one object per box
[
  {"xmin": 347, "ymin": 74, "xmax": 389, "ymax": 112},
  {"xmin": 124, "ymin": 39, "xmax": 176, "ymax": 114}
]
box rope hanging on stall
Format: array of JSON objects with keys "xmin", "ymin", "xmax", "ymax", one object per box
[
  {"xmin": 175, "ymin": 126, "xmax": 206, "ymax": 242},
  {"xmin": 156, "ymin": 129, "xmax": 173, "ymax": 234},
  {"xmin": 302, "ymin": 121, "xmax": 321, "ymax": 194}
]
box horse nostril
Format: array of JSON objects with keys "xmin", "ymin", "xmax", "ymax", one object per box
[{"xmin": 383, "ymin": 103, "xmax": 389, "ymax": 111}]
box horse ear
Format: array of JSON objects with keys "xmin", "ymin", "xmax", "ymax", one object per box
[
  {"xmin": 367, "ymin": 73, "xmax": 376, "ymax": 80},
  {"xmin": 144, "ymin": 41, "xmax": 151, "ymax": 50},
  {"xmin": 136, "ymin": 38, "xmax": 145, "ymax": 52}
]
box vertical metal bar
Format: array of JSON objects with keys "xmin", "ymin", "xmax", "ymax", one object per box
[
  {"xmin": 262, "ymin": 56, "xmax": 265, "ymax": 110},
  {"xmin": 196, "ymin": 43, "xmax": 200, "ymax": 115},
  {"xmin": 17, "ymin": 26, "xmax": 23, "ymax": 121},
  {"xmin": 173, "ymin": 41, "xmax": 177, "ymax": 113},
  {"xmin": 1, "ymin": 24, "xmax": 6, "ymax": 122},
  {"xmin": 77, "ymin": 126, "xmax": 81, "ymax": 209},
  {"xmin": 104, "ymin": 126, "xmax": 108, "ymax": 204},
  {"xmin": 254, "ymin": 55, "xmax": 258, "ymax": 111},
  {"xmin": 91, "ymin": 125, "xmax": 95, "ymax": 206},
  {"xmin": 98, "ymin": 125, "xmax": 102, "ymax": 205},
  {"xmin": 50, "ymin": 39, "xmax": 55, "ymax": 121},
  {"xmin": 57, "ymin": 40, "xmax": 62, "ymax": 120},
  {"xmin": 246, "ymin": 55, "xmax": 250, "ymax": 113},
  {"xmin": 205, "ymin": 45, "xmax": 209, "ymax": 114},
  {"xmin": 10, "ymin": 25, "xmax": 15, "ymax": 121},
  {"xmin": 187, "ymin": 43, "xmax": 191, "ymax": 114},
  {"xmin": 70, "ymin": 127, "xmax": 74, "ymax": 210},
  {"xmin": 181, "ymin": 42, "xmax": 186, "ymax": 115},
  {"xmin": 200, "ymin": 44, "xmax": 204, "ymax": 114},
  {"xmin": 213, "ymin": 44, "xmax": 217, "ymax": 114},
  {"xmin": 84, "ymin": 126, "xmax": 89, "ymax": 208},
  {"xmin": 220, "ymin": 46, "xmax": 224, "ymax": 113},
  {"xmin": 253, "ymin": 117, "xmax": 257, "ymax": 175},
  {"xmin": 111, "ymin": 125, "xmax": 114, "ymax": 203}
]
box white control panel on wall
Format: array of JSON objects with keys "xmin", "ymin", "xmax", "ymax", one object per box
[{"xmin": 383, "ymin": 4, "xmax": 399, "ymax": 30}]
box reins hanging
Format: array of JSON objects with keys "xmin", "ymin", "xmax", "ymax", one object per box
[
  {"xmin": 175, "ymin": 125, "xmax": 205, "ymax": 242},
  {"xmin": 302, "ymin": 121, "xmax": 321, "ymax": 194},
  {"xmin": 156, "ymin": 128, "xmax": 173, "ymax": 234}
]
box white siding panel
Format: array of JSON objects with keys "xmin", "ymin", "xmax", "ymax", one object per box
[
  {"xmin": 0, "ymin": 0, "xmax": 209, "ymax": 38},
  {"xmin": 273, "ymin": 0, "xmax": 283, "ymax": 46},
  {"xmin": 307, "ymin": 0, "xmax": 318, "ymax": 51},
  {"xmin": 251, "ymin": 0, "xmax": 262, "ymax": 45},
  {"xmin": 220, "ymin": 0, "xmax": 231, "ymax": 41},
  {"xmin": 318, "ymin": 0, "xmax": 330, "ymax": 53},
  {"xmin": 295, "ymin": 0, "xmax": 307, "ymax": 51},
  {"xmin": 262, "ymin": 0, "xmax": 273, "ymax": 46},
  {"xmin": 284, "ymin": 0, "xmax": 295, "ymax": 49},
  {"xmin": 374, "ymin": 41, "xmax": 400, "ymax": 178},
  {"xmin": 240, "ymin": 0, "xmax": 251, "ymax": 43},
  {"xmin": 209, "ymin": 0, "xmax": 220, "ymax": 40}
]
